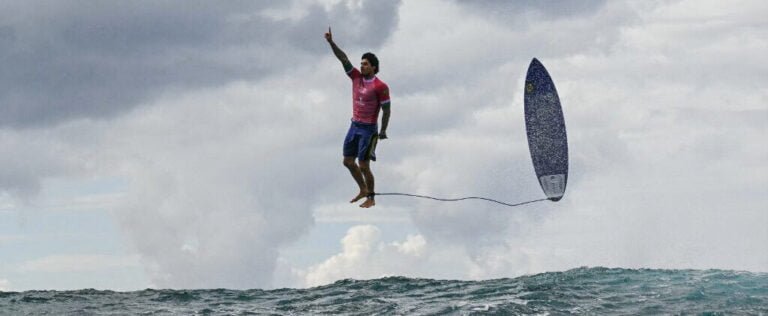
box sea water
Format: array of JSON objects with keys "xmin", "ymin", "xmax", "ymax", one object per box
[{"xmin": 1, "ymin": 267, "xmax": 766, "ymax": 315}]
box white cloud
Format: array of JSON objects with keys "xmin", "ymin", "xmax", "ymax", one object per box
[
  {"xmin": 0, "ymin": 234, "xmax": 23, "ymax": 245},
  {"xmin": 19, "ymin": 254, "xmax": 141, "ymax": 273},
  {"xmin": 312, "ymin": 202, "xmax": 411, "ymax": 223},
  {"xmin": 1, "ymin": 0, "xmax": 766, "ymax": 291},
  {"xmin": 314, "ymin": 0, "xmax": 768, "ymax": 280},
  {"xmin": 0, "ymin": 279, "xmax": 9, "ymax": 291},
  {"xmin": 87, "ymin": 0, "xmax": 768, "ymax": 289},
  {"xmin": 301, "ymin": 224, "xmax": 546, "ymax": 287},
  {"xmin": 108, "ymin": 81, "xmax": 319, "ymax": 289},
  {"xmin": 28, "ymin": 189, "xmax": 125, "ymax": 213},
  {"xmin": 303, "ymin": 225, "xmax": 432, "ymax": 287},
  {"xmin": 100, "ymin": 63, "xmax": 380, "ymax": 289}
]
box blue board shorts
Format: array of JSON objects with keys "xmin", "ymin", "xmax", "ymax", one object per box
[{"xmin": 343, "ymin": 121, "xmax": 379, "ymax": 161}]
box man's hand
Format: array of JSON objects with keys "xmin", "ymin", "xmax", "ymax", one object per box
[
  {"xmin": 324, "ymin": 26, "xmax": 333, "ymax": 43},
  {"xmin": 379, "ymin": 131, "xmax": 388, "ymax": 140}
]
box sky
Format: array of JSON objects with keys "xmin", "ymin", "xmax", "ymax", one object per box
[{"xmin": 0, "ymin": 0, "xmax": 766, "ymax": 291}]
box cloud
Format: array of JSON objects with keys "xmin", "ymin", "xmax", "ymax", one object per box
[
  {"xmin": 0, "ymin": 279, "xmax": 9, "ymax": 291},
  {"xmin": 303, "ymin": 225, "xmax": 432, "ymax": 286},
  {"xmin": 457, "ymin": 0, "xmax": 609, "ymax": 19},
  {"xmin": 339, "ymin": 0, "xmax": 768, "ymax": 277},
  {"xmin": 0, "ymin": 234, "xmax": 23, "ymax": 245},
  {"xmin": 301, "ymin": 224, "xmax": 545, "ymax": 287},
  {"xmin": 0, "ymin": 0, "xmax": 403, "ymax": 289},
  {"xmin": 19, "ymin": 254, "xmax": 141, "ymax": 273},
  {"xmin": 105, "ymin": 62, "xmax": 390, "ymax": 288},
  {"xmin": 0, "ymin": 0, "xmax": 401, "ymax": 128},
  {"xmin": 37, "ymin": 192, "xmax": 126, "ymax": 213},
  {"xmin": 66, "ymin": 0, "xmax": 767, "ymax": 289},
  {"xmin": 2, "ymin": 0, "xmax": 766, "ymax": 291},
  {"xmin": 0, "ymin": 127, "xmax": 95, "ymax": 199},
  {"xmin": 107, "ymin": 80, "xmax": 319, "ymax": 289},
  {"xmin": 312, "ymin": 202, "xmax": 411, "ymax": 223}
]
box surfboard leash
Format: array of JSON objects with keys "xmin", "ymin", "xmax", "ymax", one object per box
[{"xmin": 372, "ymin": 192, "xmax": 549, "ymax": 208}]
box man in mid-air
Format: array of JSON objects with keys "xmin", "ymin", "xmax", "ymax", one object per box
[{"xmin": 325, "ymin": 27, "xmax": 390, "ymax": 208}]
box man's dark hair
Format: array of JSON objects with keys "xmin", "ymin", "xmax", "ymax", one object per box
[{"xmin": 362, "ymin": 52, "xmax": 379, "ymax": 74}]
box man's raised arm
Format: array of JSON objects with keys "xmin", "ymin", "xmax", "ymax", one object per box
[{"xmin": 325, "ymin": 27, "xmax": 353, "ymax": 72}]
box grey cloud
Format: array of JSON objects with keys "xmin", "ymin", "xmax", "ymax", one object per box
[
  {"xmin": 0, "ymin": 0, "xmax": 401, "ymax": 128},
  {"xmin": 0, "ymin": 127, "xmax": 94, "ymax": 200},
  {"xmin": 0, "ymin": 1, "xmax": 402, "ymax": 288},
  {"xmin": 377, "ymin": 0, "xmax": 767, "ymax": 275},
  {"xmin": 456, "ymin": 0, "xmax": 608, "ymax": 19},
  {"xmin": 106, "ymin": 69, "xmax": 350, "ymax": 289},
  {"xmin": 385, "ymin": 1, "xmax": 638, "ymax": 101},
  {"xmin": 326, "ymin": 0, "xmax": 401, "ymax": 49}
]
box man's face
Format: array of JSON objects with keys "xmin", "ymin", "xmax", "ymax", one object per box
[{"xmin": 360, "ymin": 59, "xmax": 375, "ymax": 76}]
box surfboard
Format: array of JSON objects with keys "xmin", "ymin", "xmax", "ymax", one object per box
[{"xmin": 524, "ymin": 58, "xmax": 568, "ymax": 201}]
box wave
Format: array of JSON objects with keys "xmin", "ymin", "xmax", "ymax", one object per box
[{"xmin": 1, "ymin": 267, "xmax": 766, "ymax": 315}]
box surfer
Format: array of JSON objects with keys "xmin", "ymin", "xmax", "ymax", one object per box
[{"xmin": 325, "ymin": 26, "xmax": 391, "ymax": 208}]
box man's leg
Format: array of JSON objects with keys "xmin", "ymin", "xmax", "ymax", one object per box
[
  {"xmin": 344, "ymin": 156, "xmax": 368, "ymax": 203},
  {"xmin": 358, "ymin": 159, "xmax": 375, "ymax": 208}
]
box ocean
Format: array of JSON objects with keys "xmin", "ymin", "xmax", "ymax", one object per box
[{"xmin": 1, "ymin": 267, "xmax": 766, "ymax": 315}]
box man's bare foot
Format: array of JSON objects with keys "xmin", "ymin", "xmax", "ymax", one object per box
[
  {"xmin": 350, "ymin": 191, "xmax": 368, "ymax": 203},
  {"xmin": 360, "ymin": 198, "xmax": 375, "ymax": 208}
]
